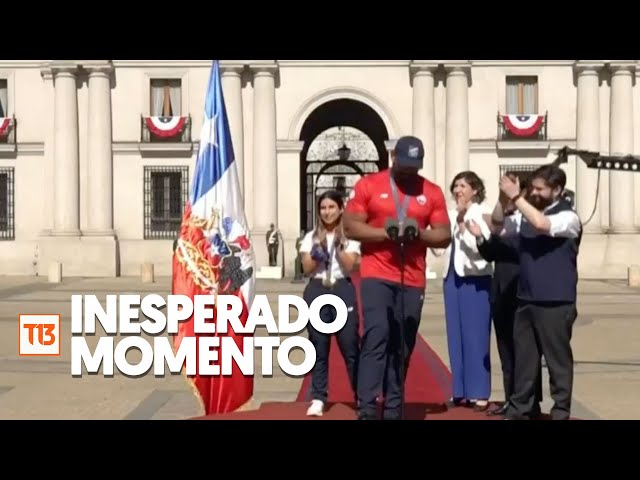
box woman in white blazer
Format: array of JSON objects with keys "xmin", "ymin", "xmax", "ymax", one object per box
[{"xmin": 433, "ymin": 171, "xmax": 494, "ymax": 411}]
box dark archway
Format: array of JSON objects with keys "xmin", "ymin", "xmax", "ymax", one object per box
[{"xmin": 299, "ymin": 98, "xmax": 389, "ymax": 231}]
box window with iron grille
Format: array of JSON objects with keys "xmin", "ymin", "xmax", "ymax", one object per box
[
  {"xmin": 499, "ymin": 164, "xmax": 543, "ymax": 180},
  {"xmin": 143, "ymin": 166, "xmax": 189, "ymax": 239},
  {"xmin": 500, "ymin": 163, "xmax": 575, "ymax": 208},
  {"xmin": 0, "ymin": 167, "xmax": 15, "ymax": 240}
]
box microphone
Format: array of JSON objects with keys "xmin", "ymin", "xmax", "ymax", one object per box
[
  {"xmin": 385, "ymin": 218, "xmax": 400, "ymax": 241},
  {"xmin": 402, "ymin": 218, "xmax": 419, "ymax": 242}
]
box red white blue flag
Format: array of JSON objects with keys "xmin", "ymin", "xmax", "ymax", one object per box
[
  {"xmin": 502, "ymin": 114, "xmax": 544, "ymax": 137},
  {"xmin": 172, "ymin": 60, "xmax": 255, "ymax": 415},
  {"xmin": 145, "ymin": 116, "xmax": 187, "ymax": 137}
]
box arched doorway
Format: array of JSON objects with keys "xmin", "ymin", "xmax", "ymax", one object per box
[{"xmin": 299, "ymin": 99, "xmax": 389, "ymax": 232}]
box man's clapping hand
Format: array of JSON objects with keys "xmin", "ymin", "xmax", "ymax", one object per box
[{"xmin": 500, "ymin": 175, "xmax": 520, "ymax": 200}]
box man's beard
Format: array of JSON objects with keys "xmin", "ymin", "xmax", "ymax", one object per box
[
  {"xmin": 392, "ymin": 169, "xmax": 417, "ymax": 185},
  {"xmin": 528, "ymin": 194, "xmax": 553, "ymax": 210}
]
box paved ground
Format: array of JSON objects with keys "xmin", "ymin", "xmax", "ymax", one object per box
[{"xmin": 0, "ymin": 275, "xmax": 637, "ymax": 420}]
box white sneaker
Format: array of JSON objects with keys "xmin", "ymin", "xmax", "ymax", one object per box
[{"xmin": 306, "ymin": 399, "xmax": 324, "ymax": 417}]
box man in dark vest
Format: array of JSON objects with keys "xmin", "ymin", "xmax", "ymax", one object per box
[
  {"xmin": 477, "ymin": 172, "xmax": 543, "ymax": 417},
  {"xmin": 468, "ymin": 164, "xmax": 582, "ymax": 420}
]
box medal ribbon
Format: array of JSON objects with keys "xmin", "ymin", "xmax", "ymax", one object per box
[
  {"xmin": 389, "ymin": 174, "xmax": 411, "ymax": 225},
  {"xmin": 324, "ymin": 239, "xmax": 336, "ymax": 285}
]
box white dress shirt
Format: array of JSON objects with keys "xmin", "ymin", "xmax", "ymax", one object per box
[
  {"xmin": 489, "ymin": 201, "xmax": 581, "ymax": 240},
  {"xmin": 434, "ymin": 202, "xmax": 494, "ymax": 279},
  {"xmin": 298, "ymin": 231, "xmax": 361, "ymax": 280}
]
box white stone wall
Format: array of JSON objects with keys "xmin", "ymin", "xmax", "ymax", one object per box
[{"xmin": 0, "ymin": 60, "xmax": 637, "ymax": 279}]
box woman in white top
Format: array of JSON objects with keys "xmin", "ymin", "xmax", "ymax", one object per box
[
  {"xmin": 298, "ymin": 190, "xmax": 361, "ymax": 417},
  {"xmin": 435, "ymin": 171, "xmax": 494, "ymax": 412}
]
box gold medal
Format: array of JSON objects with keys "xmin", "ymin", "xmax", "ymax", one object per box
[{"xmin": 322, "ymin": 272, "xmax": 335, "ymax": 288}]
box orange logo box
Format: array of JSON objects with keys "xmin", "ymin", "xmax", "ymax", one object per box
[{"xmin": 18, "ymin": 314, "xmax": 61, "ymax": 356}]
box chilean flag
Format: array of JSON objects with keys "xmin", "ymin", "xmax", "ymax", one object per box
[{"xmin": 172, "ymin": 60, "xmax": 256, "ymax": 415}]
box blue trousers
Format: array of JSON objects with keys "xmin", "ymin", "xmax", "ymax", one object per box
[
  {"xmin": 443, "ymin": 270, "xmax": 492, "ymax": 400},
  {"xmin": 357, "ymin": 279, "xmax": 424, "ymax": 418}
]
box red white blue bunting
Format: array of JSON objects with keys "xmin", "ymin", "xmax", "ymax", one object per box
[
  {"xmin": 502, "ymin": 115, "xmax": 544, "ymax": 137},
  {"xmin": 0, "ymin": 118, "xmax": 11, "ymax": 136},
  {"xmin": 145, "ymin": 116, "xmax": 187, "ymax": 138}
]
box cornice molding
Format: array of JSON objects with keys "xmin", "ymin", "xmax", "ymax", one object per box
[
  {"xmin": 277, "ymin": 60, "xmax": 411, "ymax": 68},
  {"xmin": 276, "ymin": 140, "xmax": 304, "ymax": 153},
  {"xmin": 574, "ymin": 61, "xmax": 607, "ymax": 74},
  {"xmin": 471, "ymin": 60, "xmax": 577, "ymax": 67},
  {"xmin": 4, "ymin": 59, "xmax": 608, "ymax": 70},
  {"xmin": 443, "ymin": 60, "xmax": 471, "ymax": 75},
  {"xmin": 40, "ymin": 61, "xmax": 81, "ymax": 78},
  {"xmin": 112, "ymin": 142, "xmax": 197, "ymax": 154},
  {"xmin": 608, "ymin": 61, "xmax": 637, "ymax": 74},
  {"xmin": 410, "ymin": 61, "xmax": 439, "ymax": 76},
  {"xmin": 0, "ymin": 61, "xmax": 49, "ymax": 69},
  {"xmin": 0, "ymin": 142, "xmax": 45, "ymax": 155},
  {"xmin": 470, "ymin": 138, "xmax": 576, "ymax": 153},
  {"xmin": 83, "ymin": 60, "xmax": 114, "ymax": 75},
  {"xmin": 219, "ymin": 64, "xmax": 245, "ymax": 75},
  {"xmin": 111, "ymin": 60, "xmax": 255, "ymax": 68},
  {"xmin": 248, "ymin": 61, "xmax": 279, "ymax": 75}
]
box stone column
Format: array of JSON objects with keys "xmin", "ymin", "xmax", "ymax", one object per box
[
  {"xmin": 39, "ymin": 67, "xmax": 55, "ymax": 235},
  {"xmin": 385, "ymin": 140, "xmax": 396, "ymax": 167},
  {"xmin": 410, "ymin": 61, "xmax": 438, "ymax": 181},
  {"xmin": 609, "ymin": 62, "xmax": 635, "ymax": 233},
  {"xmin": 221, "ymin": 64, "xmax": 245, "ymax": 196},
  {"xmin": 444, "ymin": 62, "xmax": 471, "ymax": 190},
  {"xmin": 251, "ymin": 64, "xmax": 278, "ymax": 234},
  {"xmin": 51, "ymin": 63, "xmax": 80, "ymax": 236},
  {"xmin": 575, "ymin": 61, "xmax": 603, "ymax": 232},
  {"xmin": 84, "ymin": 61, "xmax": 114, "ymax": 235},
  {"xmin": 276, "ymin": 140, "xmax": 304, "ymax": 278}
]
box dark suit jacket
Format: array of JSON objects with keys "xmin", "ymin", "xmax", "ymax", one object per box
[{"xmin": 476, "ymin": 231, "xmax": 520, "ymax": 304}]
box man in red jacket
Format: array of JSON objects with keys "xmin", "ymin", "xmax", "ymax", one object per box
[{"xmin": 344, "ymin": 136, "xmax": 451, "ymax": 420}]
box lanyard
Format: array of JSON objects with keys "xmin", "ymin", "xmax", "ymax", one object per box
[
  {"xmin": 389, "ymin": 174, "xmax": 411, "ymax": 222},
  {"xmin": 325, "ymin": 240, "xmax": 335, "ymax": 272}
]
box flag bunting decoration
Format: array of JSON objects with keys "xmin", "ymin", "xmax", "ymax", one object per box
[{"xmin": 502, "ymin": 114, "xmax": 544, "ymax": 137}]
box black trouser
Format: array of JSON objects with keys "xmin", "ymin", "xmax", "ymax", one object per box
[
  {"xmin": 507, "ymin": 301, "xmax": 577, "ymax": 420},
  {"xmin": 357, "ymin": 278, "xmax": 424, "ymax": 418},
  {"xmin": 492, "ymin": 297, "xmax": 543, "ymax": 406},
  {"xmin": 268, "ymin": 244, "xmax": 278, "ymax": 266},
  {"xmin": 303, "ymin": 278, "xmax": 360, "ymax": 404}
]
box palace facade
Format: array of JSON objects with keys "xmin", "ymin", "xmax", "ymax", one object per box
[{"xmin": 0, "ymin": 60, "xmax": 638, "ymax": 279}]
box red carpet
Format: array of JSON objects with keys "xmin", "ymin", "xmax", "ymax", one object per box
[
  {"xmin": 295, "ymin": 334, "xmax": 453, "ymax": 411},
  {"xmin": 295, "ymin": 276, "xmax": 453, "ymax": 409},
  {"xmin": 195, "ymin": 275, "xmax": 570, "ymax": 420}
]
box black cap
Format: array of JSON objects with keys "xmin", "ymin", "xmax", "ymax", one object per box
[{"xmin": 393, "ymin": 135, "xmax": 424, "ymax": 169}]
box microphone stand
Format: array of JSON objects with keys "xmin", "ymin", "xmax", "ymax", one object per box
[
  {"xmin": 398, "ymin": 234, "xmax": 407, "ymax": 421},
  {"xmin": 386, "ymin": 219, "xmax": 417, "ymax": 420}
]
